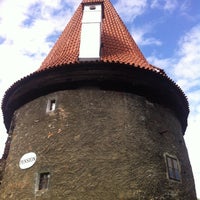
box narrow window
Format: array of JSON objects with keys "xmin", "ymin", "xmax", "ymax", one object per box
[
  {"xmin": 166, "ymin": 155, "xmax": 181, "ymax": 181},
  {"xmin": 49, "ymin": 99, "xmax": 56, "ymax": 111},
  {"xmin": 38, "ymin": 172, "xmax": 50, "ymax": 190},
  {"xmin": 47, "ymin": 99, "xmax": 56, "ymax": 112}
]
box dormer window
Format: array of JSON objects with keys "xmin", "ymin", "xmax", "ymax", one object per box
[{"xmin": 79, "ymin": 4, "xmax": 102, "ymax": 61}]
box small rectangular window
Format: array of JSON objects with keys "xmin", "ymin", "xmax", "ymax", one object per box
[
  {"xmin": 166, "ymin": 155, "xmax": 181, "ymax": 181},
  {"xmin": 47, "ymin": 99, "xmax": 56, "ymax": 112},
  {"xmin": 50, "ymin": 99, "xmax": 56, "ymax": 111},
  {"xmin": 38, "ymin": 172, "xmax": 50, "ymax": 190}
]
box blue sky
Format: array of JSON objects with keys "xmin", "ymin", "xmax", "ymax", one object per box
[{"xmin": 0, "ymin": 0, "xmax": 200, "ymax": 197}]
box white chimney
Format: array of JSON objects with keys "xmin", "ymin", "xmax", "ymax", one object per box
[{"xmin": 79, "ymin": 4, "xmax": 102, "ymax": 61}]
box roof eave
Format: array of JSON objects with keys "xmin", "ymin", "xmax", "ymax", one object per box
[{"xmin": 2, "ymin": 61, "xmax": 189, "ymax": 134}]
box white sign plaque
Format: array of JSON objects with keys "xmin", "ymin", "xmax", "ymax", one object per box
[{"xmin": 19, "ymin": 152, "xmax": 37, "ymax": 169}]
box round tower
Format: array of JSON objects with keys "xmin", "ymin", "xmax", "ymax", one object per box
[{"xmin": 0, "ymin": 0, "xmax": 196, "ymax": 199}]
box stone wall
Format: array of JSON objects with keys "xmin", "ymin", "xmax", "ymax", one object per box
[
  {"xmin": 0, "ymin": 88, "xmax": 196, "ymax": 199},
  {"xmin": 0, "ymin": 134, "xmax": 11, "ymax": 187},
  {"xmin": 0, "ymin": 159, "xmax": 6, "ymax": 185}
]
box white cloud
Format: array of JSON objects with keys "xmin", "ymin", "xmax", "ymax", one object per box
[
  {"xmin": 147, "ymin": 24, "xmax": 200, "ymax": 92},
  {"xmin": 164, "ymin": 0, "xmax": 178, "ymax": 12},
  {"xmin": 114, "ymin": 0, "xmax": 147, "ymax": 22},
  {"xmin": 185, "ymin": 112, "xmax": 200, "ymax": 198},
  {"xmin": 147, "ymin": 56, "xmax": 173, "ymax": 71},
  {"xmin": 174, "ymin": 24, "xmax": 200, "ymax": 82},
  {"xmin": 179, "ymin": 0, "xmax": 190, "ymax": 13},
  {"xmin": 176, "ymin": 79, "xmax": 199, "ymax": 92},
  {"xmin": 0, "ymin": 0, "xmax": 80, "ymax": 85},
  {"xmin": 150, "ymin": 0, "xmax": 178, "ymax": 12},
  {"xmin": 187, "ymin": 90, "xmax": 200, "ymax": 114},
  {"xmin": 150, "ymin": 0, "xmax": 199, "ymax": 24},
  {"xmin": 150, "ymin": 0, "xmax": 159, "ymax": 9},
  {"xmin": 131, "ymin": 24, "xmax": 162, "ymax": 47}
]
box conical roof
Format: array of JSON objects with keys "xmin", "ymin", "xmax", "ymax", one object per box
[
  {"xmin": 39, "ymin": 0, "xmax": 157, "ymax": 72},
  {"xmin": 2, "ymin": 0, "xmax": 189, "ymax": 133}
]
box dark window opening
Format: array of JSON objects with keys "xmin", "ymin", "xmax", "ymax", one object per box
[
  {"xmin": 38, "ymin": 172, "xmax": 50, "ymax": 190},
  {"xmin": 166, "ymin": 155, "xmax": 181, "ymax": 181},
  {"xmin": 47, "ymin": 99, "xmax": 56, "ymax": 112},
  {"xmin": 90, "ymin": 5, "xmax": 96, "ymax": 10},
  {"xmin": 49, "ymin": 99, "xmax": 56, "ymax": 111}
]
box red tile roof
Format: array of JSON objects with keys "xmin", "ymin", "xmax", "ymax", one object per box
[{"xmin": 39, "ymin": 0, "xmax": 159, "ymax": 73}]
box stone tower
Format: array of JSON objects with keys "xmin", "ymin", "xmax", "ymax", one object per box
[{"xmin": 0, "ymin": 0, "xmax": 197, "ymax": 199}]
